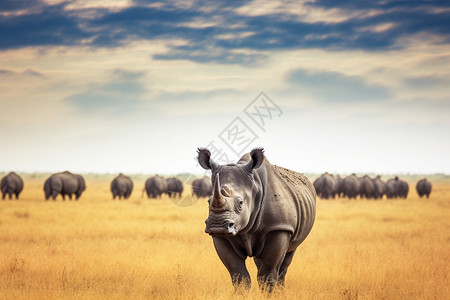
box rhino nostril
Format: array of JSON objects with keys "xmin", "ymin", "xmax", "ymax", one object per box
[{"xmin": 227, "ymin": 221, "xmax": 237, "ymax": 235}]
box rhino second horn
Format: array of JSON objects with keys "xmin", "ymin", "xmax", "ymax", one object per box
[{"xmin": 221, "ymin": 184, "xmax": 233, "ymax": 197}]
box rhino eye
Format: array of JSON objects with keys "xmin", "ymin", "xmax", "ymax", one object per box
[{"xmin": 235, "ymin": 197, "xmax": 244, "ymax": 214}]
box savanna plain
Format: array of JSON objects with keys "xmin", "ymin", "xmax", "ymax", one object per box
[{"xmin": 0, "ymin": 175, "xmax": 449, "ymax": 299}]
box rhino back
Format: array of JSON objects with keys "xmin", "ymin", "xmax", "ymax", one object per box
[
  {"xmin": 255, "ymin": 161, "xmax": 316, "ymax": 252},
  {"xmin": 58, "ymin": 173, "xmax": 79, "ymax": 194}
]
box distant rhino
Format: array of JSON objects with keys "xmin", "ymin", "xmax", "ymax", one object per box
[
  {"xmin": 359, "ymin": 175, "xmax": 375, "ymax": 199},
  {"xmin": 386, "ymin": 176, "xmax": 408, "ymax": 199},
  {"xmin": 416, "ymin": 178, "xmax": 432, "ymax": 198},
  {"xmin": 342, "ymin": 174, "xmax": 360, "ymax": 199},
  {"xmin": 192, "ymin": 176, "xmax": 212, "ymax": 198},
  {"xmin": 372, "ymin": 176, "xmax": 386, "ymax": 200},
  {"xmin": 143, "ymin": 175, "xmax": 167, "ymax": 198},
  {"xmin": 166, "ymin": 177, "xmax": 183, "ymax": 198},
  {"xmin": 313, "ymin": 172, "xmax": 336, "ymax": 199},
  {"xmin": 111, "ymin": 173, "xmax": 133, "ymax": 200},
  {"xmin": 397, "ymin": 178, "xmax": 409, "ymax": 199},
  {"xmin": 1, "ymin": 172, "xmax": 24, "ymax": 200},
  {"xmin": 385, "ymin": 178, "xmax": 397, "ymax": 199},
  {"xmin": 44, "ymin": 171, "xmax": 86, "ymax": 201},
  {"xmin": 198, "ymin": 148, "xmax": 316, "ymax": 292},
  {"xmin": 335, "ymin": 175, "xmax": 344, "ymax": 197}
]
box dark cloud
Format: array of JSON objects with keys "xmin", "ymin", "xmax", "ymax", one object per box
[
  {"xmin": 23, "ymin": 68, "xmax": 45, "ymax": 77},
  {"xmin": 0, "ymin": 0, "xmax": 46, "ymax": 12},
  {"xmin": 156, "ymin": 88, "xmax": 241, "ymax": 102},
  {"xmin": 307, "ymin": 0, "xmax": 450, "ymax": 11},
  {"xmin": 0, "ymin": 68, "xmax": 45, "ymax": 77},
  {"xmin": 404, "ymin": 75, "xmax": 450, "ymax": 89},
  {"xmin": 0, "ymin": 69, "xmax": 14, "ymax": 75},
  {"xmin": 0, "ymin": 2, "xmax": 89, "ymax": 49},
  {"xmin": 0, "ymin": 0, "xmax": 449, "ymax": 63},
  {"xmin": 288, "ymin": 68, "xmax": 390, "ymax": 102}
]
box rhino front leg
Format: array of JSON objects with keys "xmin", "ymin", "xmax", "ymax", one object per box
[
  {"xmin": 212, "ymin": 237, "xmax": 251, "ymax": 289},
  {"xmin": 256, "ymin": 231, "xmax": 291, "ymax": 292}
]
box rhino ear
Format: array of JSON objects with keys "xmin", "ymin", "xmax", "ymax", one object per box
[
  {"xmin": 197, "ymin": 148, "xmax": 219, "ymax": 170},
  {"xmin": 245, "ymin": 148, "xmax": 264, "ymax": 172}
]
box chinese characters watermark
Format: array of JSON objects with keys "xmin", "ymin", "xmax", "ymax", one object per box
[{"xmin": 172, "ymin": 91, "xmax": 282, "ymax": 207}]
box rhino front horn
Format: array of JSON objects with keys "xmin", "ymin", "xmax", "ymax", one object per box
[{"xmin": 212, "ymin": 174, "xmax": 226, "ymax": 209}]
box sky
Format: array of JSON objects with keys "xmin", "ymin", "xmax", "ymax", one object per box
[{"xmin": 0, "ymin": 0, "xmax": 449, "ymax": 175}]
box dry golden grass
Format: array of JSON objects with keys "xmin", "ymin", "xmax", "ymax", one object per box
[{"xmin": 0, "ymin": 178, "xmax": 449, "ymax": 299}]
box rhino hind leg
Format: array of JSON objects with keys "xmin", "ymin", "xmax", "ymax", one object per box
[
  {"xmin": 253, "ymin": 256, "xmax": 262, "ymax": 270},
  {"xmin": 278, "ymin": 250, "xmax": 296, "ymax": 286}
]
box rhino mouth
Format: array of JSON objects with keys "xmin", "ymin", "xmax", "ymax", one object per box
[{"xmin": 205, "ymin": 219, "xmax": 237, "ymax": 237}]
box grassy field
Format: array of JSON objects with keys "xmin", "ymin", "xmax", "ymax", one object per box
[{"xmin": 0, "ymin": 177, "xmax": 449, "ymax": 299}]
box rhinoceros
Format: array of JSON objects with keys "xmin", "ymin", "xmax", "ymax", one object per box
[
  {"xmin": 359, "ymin": 175, "xmax": 375, "ymax": 199},
  {"xmin": 397, "ymin": 178, "xmax": 409, "ymax": 199},
  {"xmin": 313, "ymin": 172, "xmax": 336, "ymax": 199},
  {"xmin": 143, "ymin": 175, "xmax": 167, "ymax": 199},
  {"xmin": 416, "ymin": 178, "xmax": 432, "ymax": 198},
  {"xmin": 44, "ymin": 171, "xmax": 86, "ymax": 201},
  {"xmin": 197, "ymin": 148, "xmax": 316, "ymax": 291},
  {"xmin": 372, "ymin": 175, "xmax": 386, "ymax": 200},
  {"xmin": 342, "ymin": 174, "xmax": 360, "ymax": 199},
  {"xmin": 192, "ymin": 176, "xmax": 212, "ymax": 198},
  {"xmin": 166, "ymin": 177, "xmax": 183, "ymax": 198},
  {"xmin": 386, "ymin": 176, "xmax": 408, "ymax": 199},
  {"xmin": 1, "ymin": 172, "xmax": 24, "ymax": 200},
  {"xmin": 385, "ymin": 178, "xmax": 397, "ymax": 199},
  {"xmin": 335, "ymin": 174, "xmax": 344, "ymax": 197},
  {"xmin": 110, "ymin": 173, "xmax": 133, "ymax": 200}
]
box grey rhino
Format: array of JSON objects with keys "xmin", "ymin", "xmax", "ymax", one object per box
[
  {"xmin": 197, "ymin": 148, "xmax": 316, "ymax": 292},
  {"xmin": 342, "ymin": 174, "xmax": 360, "ymax": 199},
  {"xmin": 110, "ymin": 173, "xmax": 133, "ymax": 199},
  {"xmin": 416, "ymin": 178, "xmax": 432, "ymax": 198},
  {"xmin": 335, "ymin": 174, "xmax": 344, "ymax": 197},
  {"xmin": 165, "ymin": 177, "xmax": 183, "ymax": 198},
  {"xmin": 359, "ymin": 175, "xmax": 375, "ymax": 199},
  {"xmin": 372, "ymin": 175, "xmax": 386, "ymax": 200},
  {"xmin": 397, "ymin": 178, "xmax": 409, "ymax": 199},
  {"xmin": 386, "ymin": 176, "xmax": 408, "ymax": 199},
  {"xmin": 385, "ymin": 178, "xmax": 397, "ymax": 199},
  {"xmin": 192, "ymin": 176, "xmax": 212, "ymax": 198},
  {"xmin": 313, "ymin": 172, "xmax": 336, "ymax": 199},
  {"xmin": 143, "ymin": 175, "xmax": 167, "ymax": 198},
  {"xmin": 1, "ymin": 172, "xmax": 24, "ymax": 200},
  {"xmin": 44, "ymin": 171, "xmax": 86, "ymax": 201}
]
